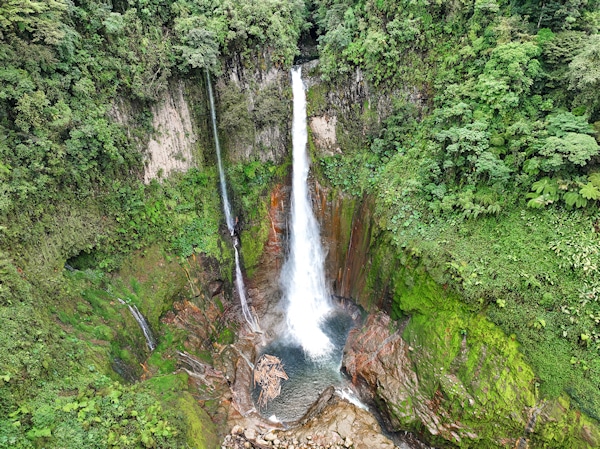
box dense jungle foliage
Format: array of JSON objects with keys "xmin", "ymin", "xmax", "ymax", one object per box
[
  {"xmin": 0, "ymin": 1, "xmax": 303, "ymax": 447},
  {"xmin": 2, "ymin": 0, "xmax": 600, "ymax": 447},
  {"xmin": 312, "ymin": 0, "xmax": 600, "ymax": 422}
]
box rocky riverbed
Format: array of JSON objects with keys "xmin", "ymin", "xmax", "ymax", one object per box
[{"xmin": 221, "ymin": 391, "xmax": 429, "ymax": 449}]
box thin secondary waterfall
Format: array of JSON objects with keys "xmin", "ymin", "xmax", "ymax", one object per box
[
  {"xmin": 206, "ymin": 70, "xmax": 260, "ymax": 333},
  {"xmin": 117, "ymin": 298, "xmax": 156, "ymax": 351},
  {"xmin": 206, "ymin": 70, "xmax": 235, "ymax": 233},
  {"xmin": 281, "ymin": 67, "xmax": 333, "ymax": 358}
]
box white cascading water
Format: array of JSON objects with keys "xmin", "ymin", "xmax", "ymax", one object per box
[
  {"xmin": 281, "ymin": 67, "xmax": 333, "ymax": 358},
  {"xmin": 206, "ymin": 70, "xmax": 260, "ymax": 333},
  {"xmin": 206, "ymin": 70, "xmax": 235, "ymax": 233},
  {"xmin": 117, "ymin": 298, "xmax": 157, "ymax": 351}
]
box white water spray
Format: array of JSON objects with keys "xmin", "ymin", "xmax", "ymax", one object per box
[
  {"xmin": 206, "ymin": 70, "xmax": 260, "ymax": 333},
  {"xmin": 281, "ymin": 67, "xmax": 333, "ymax": 358},
  {"xmin": 337, "ymin": 387, "xmax": 369, "ymax": 411}
]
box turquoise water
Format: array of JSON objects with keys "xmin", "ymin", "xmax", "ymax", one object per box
[{"xmin": 253, "ymin": 309, "xmax": 355, "ymax": 422}]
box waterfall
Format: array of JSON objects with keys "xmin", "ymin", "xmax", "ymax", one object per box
[
  {"xmin": 281, "ymin": 67, "xmax": 333, "ymax": 358},
  {"xmin": 206, "ymin": 70, "xmax": 235, "ymax": 233},
  {"xmin": 206, "ymin": 70, "xmax": 260, "ymax": 333},
  {"xmin": 234, "ymin": 239, "xmax": 260, "ymax": 332},
  {"xmin": 117, "ymin": 298, "xmax": 156, "ymax": 351}
]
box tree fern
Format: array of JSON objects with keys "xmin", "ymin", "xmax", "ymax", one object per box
[
  {"xmin": 531, "ymin": 177, "xmax": 558, "ymax": 195},
  {"xmin": 527, "ymin": 195, "xmax": 547, "ymax": 208}
]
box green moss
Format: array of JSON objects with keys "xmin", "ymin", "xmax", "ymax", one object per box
[
  {"xmin": 306, "ymin": 82, "xmax": 328, "ymax": 116},
  {"xmin": 217, "ymin": 327, "xmax": 235, "ymax": 345},
  {"xmin": 228, "ymin": 159, "xmax": 283, "ymax": 278},
  {"xmin": 176, "ymin": 392, "xmax": 219, "ymax": 449},
  {"xmin": 532, "ymin": 395, "xmax": 600, "ymax": 448},
  {"xmin": 240, "ymin": 202, "xmax": 270, "ymax": 278},
  {"xmin": 118, "ymin": 245, "xmax": 187, "ymax": 329},
  {"xmin": 145, "ymin": 373, "xmax": 189, "ymax": 398},
  {"xmin": 76, "ymin": 302, "xmax": 93, "ymax": 315},
  {"xmin": 391, "ymin": 264, "xmax": 459, "ymax": 316},
  {"xmin": 373, "ymin": 255, "xmax": 600, "ymax": 446},
  {"xmin": 92, "ymin": 325, "xmax": 115, "ymax": 341},
  {"xmin": 361, "ymin": 235, "xmax": 400, "ymax": 312},
  {"xmin": 359, "ymin": 99, "xmax": 379, "ymax": 131},
  {"xmin": 116, "ymin": 348, "xmax": 137, "ymax": 365},
  {"xmin": 56, "ymin": 251, "xmax": 188, "ymax": 383},
  {"xmin": 218, "ymin": 82, "xmax": 254, "ymax": 147},
  {"xmin": 147, "ymin": 328, "xmax": 185, "ymax": 375},
  {"xmin": 147, "ymin": 352, "xmax": 177, "ymax": 375}
]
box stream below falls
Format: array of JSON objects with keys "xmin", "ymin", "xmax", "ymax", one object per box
[{"xmin": 252, "ymin": 308, "xmax": 356, "ymax": 422}]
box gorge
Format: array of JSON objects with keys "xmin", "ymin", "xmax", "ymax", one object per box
[
  {"xmin": 247, "ymin": 66, "xmax": 358, "ymax": 425},
  {"xmin": 1, "ymin": 1, "xmax": 600, "ymax": 449}
]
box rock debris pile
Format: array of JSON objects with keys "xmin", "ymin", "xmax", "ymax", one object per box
[{"xmin": 222, "ymin": 425, "xmax": 357, "ymax": 449}]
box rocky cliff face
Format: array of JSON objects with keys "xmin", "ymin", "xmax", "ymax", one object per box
[
  {"xmin": 303, "ymin": 61, "xmax": 423, "ymax": 155},
  {"xmin": 110, "ymin": 56, "xmax": 291, "ymax": 186},
  {"xmin": 314, "ymin": 178, "xmax": 600, "ymax": 448},
  {"xmin": 127, "ymin": 58, "xmax": 600, "ymax": 449},
  {"xmin": 143, "ymin": 81, "xmax": 200, "ymax": 183},
  {"xmin": 109, "ymin": 79, "xmax": 210, "ymax": 183},
  {"xmin": 342, "ymin": 307, "xmax": 600, "ymax": 448},
  {"xmin": 217, "ymin": 54, "xmax": 292, "ymax": 164},
  {"xmin": 344, "ymin": 312, "xmax": 527, "ymax": 447}
]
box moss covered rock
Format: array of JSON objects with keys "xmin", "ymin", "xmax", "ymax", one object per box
[{"xmin": 343, "ymin": 259, "xmax": 600, "ymax": 448}]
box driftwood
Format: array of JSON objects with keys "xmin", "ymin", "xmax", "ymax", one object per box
[
  {"xmin": 176, "ymin": 350, "xmax": 225, "ymax": 393},
  {"xmin": 253, "ymin": 354, "xmax": 288, "ymax": 409}
]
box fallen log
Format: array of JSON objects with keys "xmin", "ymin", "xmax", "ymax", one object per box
[{"xmin": 253, "ymin": 354, "xmax": 288, "ymax": 409}]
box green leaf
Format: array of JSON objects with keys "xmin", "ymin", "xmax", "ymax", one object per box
[
  {"xmin": 589, "ymin": 172, "xmax": 600, "ymax": 188},
  {"xmin": 141, "ymin": 431, "xmax": 155, "ymax": 448},
  {"xmin": 26, "ymin": 426, "xmax": 52, "ymax": 439},
  {"xmin": 527, "ymin": 196, "xmax": 546, "ymax": 208},
  {"xmin": 531, "ymin": 177, "xmax": 557, "ymax": 195},
  {"xmin": 563, "ymin": 191, "xmax": 587, "ymax": 208},
  {"xmin": 581, "ymin": 333, "xmax": 590, "ymax": 341},
  {"xmin": 62, "ymin": 401, "xmax": 80, "ymax": 412},
  {"xmin": 579, "ymin": 183, "xmax": 600, "ymax": 200}
]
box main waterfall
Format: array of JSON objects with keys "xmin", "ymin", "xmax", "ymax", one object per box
[
  {"xmin": 206, "ymin": 70, "xmax": 260, "ymax": 333},
  {"xmin": 281, "ymin": 67, "xmax": 333, "ymax": 358},
  {"xmin": 251, "ymin": 67, "xmax": 356, "ymax": 422}
]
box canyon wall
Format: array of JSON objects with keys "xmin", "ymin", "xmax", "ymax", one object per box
[
  {"xmin": 107, "ymin": 57, "xmax": 600, "ymax": 448},
  {"xmin": 218, "ymin": 53, "xmax": 292, "ymax": 164},
  {"xmin": 143, "ymin": 81, "xmax": 200, "ymax": 183}
]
